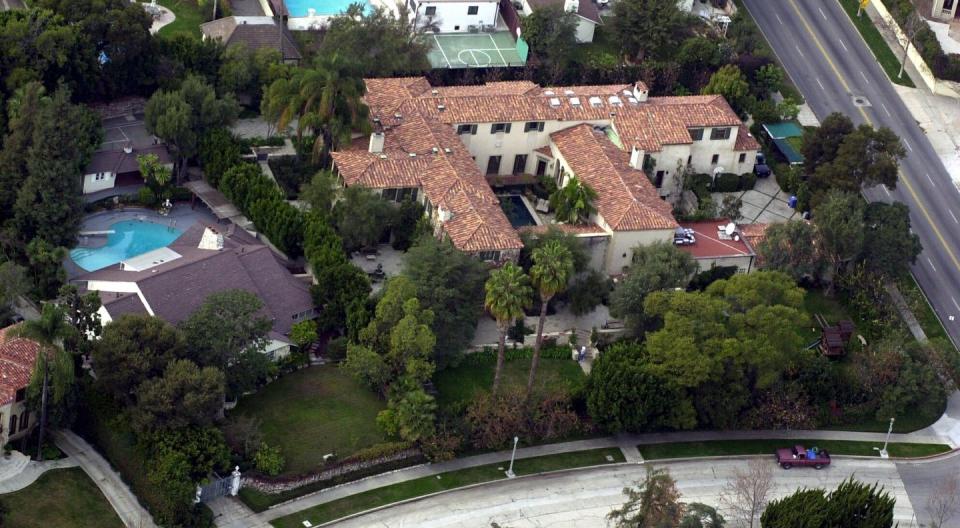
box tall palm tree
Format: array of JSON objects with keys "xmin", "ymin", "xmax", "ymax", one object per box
[
  {"xmin": 484, "ymin": 262, "xmax": 532, "ymax": 394},
  {"xmin": 16, "ymin": 304, "xmax": 75, "ymax": 460},
  {"xmin": 550, "ymin": 176, "xmax": 597, "ymax": 225},
  {"xmin": 527, "ymin": 241, "xmax": 574, "ymax": 394}
]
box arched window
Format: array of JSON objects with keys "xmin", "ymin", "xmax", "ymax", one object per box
[
  {"xmin": 8, "ymin": 413, "xmax": 16, "ymax": 436},
  {"xmin": 19, "ymin": 412, "xmax": 28, "ymax": 431}
]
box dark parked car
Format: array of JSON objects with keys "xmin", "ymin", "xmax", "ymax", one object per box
[
  {"xmin": 754, "ymin": 152, "xmax": 771, "ymax": 178},
  {"xmin": 775, "ymin": 445, "xmax": 831, "ymax": 469}
]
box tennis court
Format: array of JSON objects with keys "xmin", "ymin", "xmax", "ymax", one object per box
[{"xmin": 427, "ymin": 32, "xmax": 527, "ymax": 69}]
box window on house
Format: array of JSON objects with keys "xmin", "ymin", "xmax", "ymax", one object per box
[
  {"xmin": 687, "ymin": 155, "xmax": 692, "ymax": 165},
  {"xmin": 382, "ymin": 188, "xmax": 399, "ymax": 201},
  {"xmin": 490, "ymin": 123, "xmax": 511, "ymax": 134},
  {"xmin": 8, "ymin": 413, "xmax": 16, "ymax": 436},
  {"xmin": 688, "ymin": 128, "xmax": 704, "ymax": 141},
  {"xmin": 536, "ymin": 159, "xmax": 548, "ymax": 177},
  {"xmin": 486, "ymin": 156, "xmax": 502, "ymax": 175},
  {"xmin": 19, "ymin": 411, "xmax": 27, "ymax": 431},
  {"xmin": 524, "ymin": 121, "xmax": 545, "ymax": 132},
  {"xmin": 710, "ymin": 127, "xmax": 731, "ymax": 140},
  {"xmin": 15, "ymin": 388, "xmax": 25, "ymax": 402},
  {"xmin": 457, "ymin": 124, "xmax": 478, "ymax": 135},
  {"xmin": 711, "ymin": 154, "xmax": 720, "ymax": 164},
  {"xmin": 739, "ymin": 153, "xmax": 747, "ymax": 163},
  {"xmin": 467, "ymin": 5, "xmax": 478, "ymax": 14},
  {"xmin": 512, "ymin": 154, "xmax": 528, "ymax": 174},
  {"xmin": 478, "ymin": 251, "xmax": 500, "ymax": 261},
  {"xmin": 654, "ymin": 170, "xmax": 665, "ymax": 188},
  {"xmin": 425, "ymin": 5, "xmax": 436, "ymax": 15}
]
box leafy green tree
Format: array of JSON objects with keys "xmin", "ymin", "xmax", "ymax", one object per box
[
  {"xmin": 342, "ymin": 343, "xmax": 391, "ymax": 391},
  {"xmin": 133, "ymin": 359, "xmax": 225, "ymax": 433},
  {"xmin": 57, "ymin": 284, "xmax": 101, "ymax": 356},
  {"xmin": 676, "ymin": 36, "xmax": 728, "ymax": 88},
  {"xmin": 550, "ymin": 176, "xmax": 597, "ymax": 225},
  {"xmin": 609, "ymin": 242, "xmax": 696, "ymax": 335},
  {"xmin": 702, "ymin": 64, "xmax": 750, "ymax": 113},
  {"xmin": 20, "ymin": 304, "xmax": 76, "ymax": 459},
  {"xmin": 92, "ymin": 314, "xmax": 187, "ymax": 404},
  {"xmin": 0, "ymin": 83, "xmax": 47, "ymax": 223},
  {"xmin": 332, "ymin": 186, "xmax": 395, "ymax": 251},
  {"xmin": 253, "ymin": 442, "xmax": 285, "ymax": 475},
  {"xmin": 198, "ymin": 128, "xmax": 244, "ymax": 188},
  {"xmin": 862, "ymin": 202, "xmax": 921, "ymax": 278},
  {"xmin": 811, "ymin": 125, "xmax": 905, "ymax": 196},
  {"xmin": 137, "ymin": 153, "xmax": 173, "ymax": 203},
  {"xmin": 290, "ymin": 320, "xmax": 318, "ymax": 349},
  {"xmin": 299, "ymin": 170, "xmax": 338, "ymax": 217},
  {"xmin": 801, "ymin": 112, "xmax": 854, "ymax": 176},
  {"xmin": 753, "ymin": 64, "xmax": 784, "ymax": 97},
  {"xmin": 519, "ymin": 5, "xmax": 579, "ymax": 67},
  {"xmin": 0, "ymin": 9, "xmax": 91, "ymax": 102},
  {"xmin": 680, "ymin": 503, "xmax": 726, "ymax": 528},
  {"xmin": 761, "ymin": 488, "xmax": 829, "ymax": 528},
  {"xmin": 311, "ymin": 261, "xmax": 371, "ymax": 333},
  {"xmin": 484, "ymin": 263, "xmax": 533, "ymax": 393},
  {"xmin": 757, "ymin": 221, "xmax": 826, "ymax": 282},
  {"xmin": 608, "ymin": 467, "xmax": 685, "ymax": 528},
  {"xmin": 391, "ymin": 199, "xmax": 425, "ymax": 251},
  {"xmin": 0, "ymin": 261, "xmax": 28, "ymax": 321},
  {"xmin": 611, "ymin": 0, "xmax": 691, "ymax": 62},
  {"xmin": 813, "ymin": 190, "xmax": 865, "ymax": 290},
  {"xmin": 145, "ymin": 75, "xmax": 239, "ymax": 180},
  {"xmin": 376, "ymin": 388, "xmax": 437, "ymax": 442},
  {"xmin": 178, "ymin": 290, "xmax": 272, "ymax": 397},
  {"xmin": 402, "ymin": 236, "xmax": 488, "ymax": 365},
  {"xmin": 762, "ymin": 479, "xmax": 895, "ymax": 528},
  {"xmin": 25, "ymin": 239, "xmax": 67, "ymax": 299},
  {"xmin": 320, "ymin": 4, "xmax": 429, "ymax": 77},
  {"xmin": 587, "ymin": 342, "xmax": 695, "ymax": 432},
  {"xmin": 528, "ymin": 241, "xmax": 574, "ymax": 393},
  {"xmin": 519, "ymin": 226, "xmax": 590, "ymax": 274}
]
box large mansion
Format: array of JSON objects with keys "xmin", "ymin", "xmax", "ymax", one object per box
[{"xmin": 331, "ymin": 77, "xmax": 759, "ymax": 275}]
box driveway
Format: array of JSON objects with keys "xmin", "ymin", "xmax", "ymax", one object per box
[{"xmin": 328, "ymin": 457, "xmax": 920, "ymax": 527}]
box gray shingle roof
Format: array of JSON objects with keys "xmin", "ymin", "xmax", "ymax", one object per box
[{"xmin": 200, "ymin": 16, "xmax": 302, "ymax": 61}]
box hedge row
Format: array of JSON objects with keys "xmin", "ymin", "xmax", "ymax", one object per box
[
  {"xmin": 465, "ymin": 345, "xmax": 573, "ymax": 366},
  {"xmin": 687, "ymin": 172, "xmax": 757, "ymax": 196},
  {"xmin": 219, "ymin": 162, "xmax": 305, "ymax": 258}
]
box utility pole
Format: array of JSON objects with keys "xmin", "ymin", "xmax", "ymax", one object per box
[{"xmin": 505, "ymin": 436, "xmax": 519, "ymax": 478}]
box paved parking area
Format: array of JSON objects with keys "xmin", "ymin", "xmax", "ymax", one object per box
[{"xmin": 712, "ymin": 175, "xmax": 800, "ymax": 224}]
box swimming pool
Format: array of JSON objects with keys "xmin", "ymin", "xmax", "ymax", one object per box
[
  {"xmin": 71, "ymin": 220, "xmax": 183, "ymax": 272},
  {"xmin": 499, "ymin": 195, "xmax": 538, "ymax": 228},
  {"xmin": 284, "ymin": 0, "xmax": 367, "ymax": 18}
]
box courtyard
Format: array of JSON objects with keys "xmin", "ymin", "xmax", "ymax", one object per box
[{"xmin": 711, "ymin": 175, "xmax": 800, "ymax": 223}]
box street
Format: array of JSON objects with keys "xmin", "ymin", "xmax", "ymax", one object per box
[
  {"xmin": 742, "ymin": 0, "xmax": 960, "ymax": 347},
  {"xmin": 329, "ymin": 456, "xmax": 932, "ymax": 527}
]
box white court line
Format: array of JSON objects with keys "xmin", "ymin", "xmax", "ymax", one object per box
[
  {"xmin": 950, "ymin": 209, "xmax": 959, "ymax": 224},
  {"xmin": 881, "ymin": 103, "xmax": 891, "ymax": 117},
  {"xmin": 903, "ymin": 139, "xmax": 912, "ymax": 152},
  {"xmin": 926, "ymin": 173, "xmax": 936, "ymax": 187},
  {"xmin": 816, "ymin": 78, "xmax": 825, "ymax": 90},
  {"xmin": 860, "ymin": 70, "xmax": 870, "ymax": 84},
  {"xmin": 928, "ymin": 257, "xmax": 937, "ymax": 272},
  {"xmin": 487, "ymin": 33, "xmax": 508, "ymax": 66},
  {"xmin": 795, "ymin": 45, "xmax": 805, "ymax": 58},
  {"xmin": 434, "ymin": 34, "xmax": 451, "ymax": 68},
  {"xmin": 838, "ymin": 39, "xmax": 848, "ymax": 52}
]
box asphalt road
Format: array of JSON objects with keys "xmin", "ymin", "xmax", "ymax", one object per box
[
  {"xmin": 742, "ymin": 0, "xmax": 960, "ymax": 347},
  {"xmin": 329, "ymin": 457, "xmax": 926, "ymax": 527}
]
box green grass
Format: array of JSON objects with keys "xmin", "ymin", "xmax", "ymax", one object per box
[
  {"xmin": 836, "ymin": 0, "xmax": 915, "ymax": 88},
  {"xmin": 154, "ymin": 0, "xmax": 206, "ymax": 38},
  {"xmin": 638, "ymin": 439, "xmax": 950, "ymax": 460},
  {"xmin": 0, "ymin": 468, "xmax": 124, "ymax": 528},
  {"xmin": 897, "ymin": 275, "xmax": 950, "ymax": 342},
  {"xmin": 434, "ymin": 357, "xmax": 586, "ymax": 410},
  {"xmin": 227, "ymin": 365, "xmax": 388, "ymax": 475},
  {"xmin": 800, "ymin": 289, "xmax": 857, "ymax": 344},
  {"xmin": 269, "ymin": 448, "xmax": 624, "ymax": 528}
]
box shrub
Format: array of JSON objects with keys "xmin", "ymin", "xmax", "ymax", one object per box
[
  {"xmin": 565, "ymin": 270, "xmax": 612, "ymax": 315},
  {"xmin": 138, "ymin": 187, "xmax": 158, "ymax": 207},
  {"xmin": 711, "ymin": 172, "xmax": 741, "ymax": 192},
  {"xmin": 326, "ymin": 336, "xmax": 348, "ymax": 362},
  {"xmin": 465, "ymin": 389, "xmax": 581, "ymax": 450},
  {"xmin": 254, "ymin": 442, "xmax": 285, "ymax": 476}
]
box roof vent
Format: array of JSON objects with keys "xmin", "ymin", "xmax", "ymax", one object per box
[
  {"xmin": 569, "ymin": 97, "xmax": 581, "ymax": 106},
  {"xmin": 409, "ymin": 152, "xmax": 417, "ymax": 157},
  {"xmin": 608, "ymin": 95, "xmax": 622, "ymax": 106},
  {"xmin": 549, "ymin": 97, "xmax": 561, "ymax": 108},
  {"xmin": 432, "ymin": 147, "xmax": 439, "ymax": 154},
  {"xmin": 564, "ymin": 89, "xmax": 575, "ymax": 96},
  {"xmin": 627, "ymin": 97, "xmax": 639, "ymax": 105},
  {"xmin": 123, "ymin": 142, "xmax": 133, "ymax": 154},
  {"xmin": 198, "ymin": 227, "xmax": 224, "ymax": 251},
  {"xmin": 437, "ymin": 104, "xmax": 445, "ymax": 111},
  {"xmin": 589, "ymin": 96, "xmax": 602, "ymax": 108},
  {"xmin": 373, "ymin": 117, "xmax": 381, "ymax": 124},
  {"xmin": 623, "ymin": 89, "xmax": 632, "ymax": 96},
  {"xmin": 544, "ymin": 90, "xmax": 555, "ymax": 96},
  {"xmin": 444, "ymin": 147, "xmax": 452, "ymax": 153},
  {"xmin": 394, "ymin": 112, "xmax": 402, "ymax": 120},
  {"xmin": 379, "ymin": 154, "xmax": 388, "ymax": 159},
  {"xmin": 431, "ymin": 89, "xmax": 439, "ymax": 95}
]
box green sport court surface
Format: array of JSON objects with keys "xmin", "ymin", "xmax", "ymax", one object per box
[{"xmin": 427, "ymin": 32, "xmax": 527, "ymax": 68}]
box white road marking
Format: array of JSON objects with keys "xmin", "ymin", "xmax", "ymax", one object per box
[
  {"xmin": 952, "ymin": 296, "xmax": 960, "ymax": 312},
  {"xmin": 860, "ymin": 70, "xmax": 870, "ymax": 84},
  {"xmin": 951, "ymin": 210, "xmax": 959, "ymax": 224},
  {"xmin": 839, "ymin": 38, "xmax": 848, "ymax": 52},
  {"xmin": 881, "ymin": 103, "xmax": 891, "ymax": 117},
  {"xmin": 819, "ymin": 7, "xmax": 827, "ymax": 19},
  {"xmin": 796, "ymin": 45, "xmax": 805, "ymax": 58},
  {"xmin": 776, "ymin": 13, "xmax": 784, "ymax": 24},
  {"xmin": 816, "ymin": 77, "xmax": 825, "ymax": 90},
  {"xmin": 928, "ymin": 257, "xmax": 937, "ymax": 272},
  {"xmin": 926, "ymin": 173, "xmax": 936, "ymax": 187},
  {"xmin": 882, "ymin": 185, "xmax": 891, "ymax": 197},
  {"xmin": 903, "ymin": 139, "xmax": 912, "ymax": 152}
]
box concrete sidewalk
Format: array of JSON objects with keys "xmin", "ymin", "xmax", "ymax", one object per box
[
  {"xmin": 54, "ymin": 430, "xmax": 157, "ymax": 528},
  {"xmin": 0, "ymin": 456, "xmax": 79, "ymax": 494}
]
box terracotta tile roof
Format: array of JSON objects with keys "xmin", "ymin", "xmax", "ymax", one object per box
[
  {"xmin": 534, "ymin": 145, "xmax": 553, "ymax": 157},
  {"xmin": 550, "ymin": 124, "xmax": 677, "ymax": 231},
  {"xmin": 613, "ymin": 95, "xmax": 744, "ymax": 152},
  {"xmin": 739, "ymin": 222, "xmax": 771, "ymax": 266},
  {"xmin": 0, "ymin": 325, "xmax": 40, "ymax": 405},
  {"xmin": 735, "ymin": 125, "xmax": 761, "ymax": 151},
  {"xmin": 676, "ymin": 219, "xmax": 754, "ymax": 259}
]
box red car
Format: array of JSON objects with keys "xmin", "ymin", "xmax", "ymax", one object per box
[{"xmin": 775, "ymin": 445, "xmax": 831, "ymax": 469}]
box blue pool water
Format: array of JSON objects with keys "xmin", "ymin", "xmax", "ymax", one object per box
[
  {"xmin": 499, "ymin": 195, "xmax": 537, "ymax": 228},
  {"xmin": 70, "ymin": 220, "xmax": 183, "ymax": 272},
  {"xmin": 284, "ymin": 0, "xmax": 367, "ymax": 17}
]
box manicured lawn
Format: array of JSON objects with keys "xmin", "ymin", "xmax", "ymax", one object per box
[
  {"xmin": 269, "ymin": 448, "xmax": 624, "ymax": 528},
  {"xmin": 154, "ymin": 0, "xmax": 205, "ymax": 38},
  {"xmin": 639, "ymin": 439, "xmax": 950, "ymax": 460},
  {"xmin": 228, "ymin": 365, "xmax": 388, "ymax": 475},
  {"xmin": 434, "ymin": 357, "xmax": 586, "ymax": 410},
  {"xmin": 0, "ymin": 468, "xmax": 124, "ymax": 528},
  {"xmin": 898, "ymin": 275, "xmax": 950, "ymax": 342},
  {"xmin": 836, "ymin": 0, "xmax": 915, "ymax": 87},
  {"xmin": 824, "ymin": 400, "xmax": 946, "ymax": 433}
]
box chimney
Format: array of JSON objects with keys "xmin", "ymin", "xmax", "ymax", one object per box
[
  {"xmin": 563, "ymin": 0, "xmax": 578, "ymax": 12},
  {"xmin": 632, "ymin": 81, "xmax": 649, "ymax": 103},
  {"xmin": 629, "ymin": 146, "xmax": 644, "ymax": 170},
  {"xmin": 198, "ymin": 226, "xmax": 225, "ymax": 250},
  {"xmin": 368, "ymin": 131, "xmax": 385, "ymax": 153},
  {"xmin": 123, "ymin": 142, "xmax": 133, "ymax": 154}
]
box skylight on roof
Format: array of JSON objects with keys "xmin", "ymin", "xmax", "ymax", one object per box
[
  {"xmin": 589, "ymin": 96, "xmax": 602, "ymax": 108},
  {"xmin": 564, "ymin": 89, "xmax": 575, "ymax": 96},
  {"xmin": 627, "ymin": 97, "xmax": 639, "ymax": 104},
  {"xmin": 569, "ymin": 97, "xmax": 581, "ymax": 106},
  {"xmin": 544, "ymin": 90, "xmax": 555, "ymax": 96},
  {"xmin": 549, "ymin": 97, "xmax": 561, "ymax": 107},
  {"xmin": 608, "ymin": 95, "xmax": 622, "ymax": 106}
]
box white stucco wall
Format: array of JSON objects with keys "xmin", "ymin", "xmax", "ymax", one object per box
[
  {"xmin": 414, "ymin": 0, "xmax": 499, "ymax": 32},
  {"xmin": 574, "ymin": 16, "xmax": 596, "ymax": 43},
  {"xmin": 604, "ymin": 226, "xmax": 675, "ymax": 275},
  {"xmin": 1, "ymin": 400, "xmax": 34, "ymax": 445},
  {"xmin": 83, "ymin": 172, "xmax": 116, "ymax": 194}
]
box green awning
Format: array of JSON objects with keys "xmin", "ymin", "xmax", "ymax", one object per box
[
  {"xmin": 772, "ymin": 137, "xmax": 804, "ymax": 164},
  {"xmin": 763, "ymin": 121, "xmax": 804, "ymax": 139}
]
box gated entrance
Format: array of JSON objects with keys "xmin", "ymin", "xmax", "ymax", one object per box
[{"xmin": 195, "ymin": 467, "xmax": 241, "ymax": 503}]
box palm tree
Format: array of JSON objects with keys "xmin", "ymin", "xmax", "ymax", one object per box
[
  {"xmin": 527, "ymin": 241, "xmax": 574, "ymax": 394},
  {"xmin": 16, "ymin": 304, "xmax": 75, "ymax": 460},
  {"xmin": 550, "ymin": 176, "xmax": 598, "ymax": 225},
  {"xmin": 484, "ymin": 262, "xmax": 532, "ymax": 394}
]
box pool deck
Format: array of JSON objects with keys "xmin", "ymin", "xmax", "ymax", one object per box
[{"xmin": 65, "ymin": 204, "xmax": 219, "ymax": 279}]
